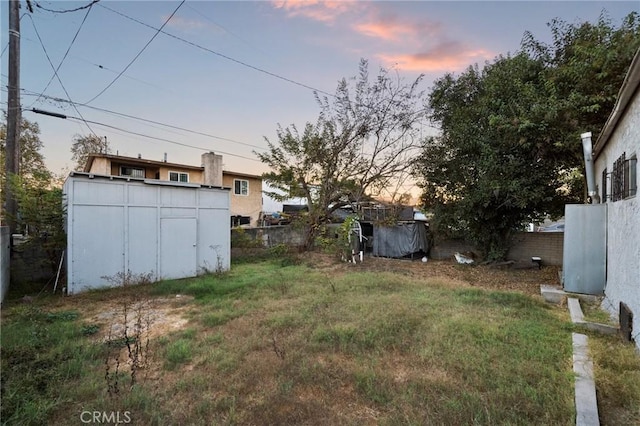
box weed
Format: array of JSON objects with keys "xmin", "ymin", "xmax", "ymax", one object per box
[
  {"xmin": 165, "ymin": 339, "xmax": 193, "ymax": 369},
  {"xmin": 181, "ymin": 328, "xmax": 197, "ymax": 340},
  {"xmin": 231, "ymin": 227, "xmax": 262, "ymax": 249},
  {"xmin": 272, "ymin": 335, "xmax": 286, "ymax": 360},
  {"xmin": 101, "ymin": 271, "xmax": 156, "ymax": 396},
  {"xmin": 198, "ymin": 245, "xmax": 228, "ymax": 277},
  {"xmin": 81, "ymin": 323, "xmax": 101, "ymax": 336},
  {"xmin": 45, "ymin": 310, "xmax": 79, "ymax": 322}
]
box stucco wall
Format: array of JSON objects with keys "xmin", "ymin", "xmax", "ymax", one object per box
[
  {"xmin": 223, "ymin": 174, "xmax": 263, "ymax": 227},
  {"xmin": 1, "ymin": 227, "xmax": 10, "ymax": 303},
  {"xmin": 594, "ymin": 85, "xmax": 640, "ymax": 349}
]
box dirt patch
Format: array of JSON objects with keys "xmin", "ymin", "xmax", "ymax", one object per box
[
  {"xmin": 60, "ymin": 294, "xmax": 196, "ymax": 342},
  {"xmin": 88, "ymin": 297, "xmax": 194, "ymax": 342}
]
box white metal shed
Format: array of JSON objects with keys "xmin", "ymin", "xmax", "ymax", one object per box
[{"xmin": 64, "ymin": 172, "xmax": 230, "ymax": 294}]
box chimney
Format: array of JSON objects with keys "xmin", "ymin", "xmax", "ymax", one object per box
[
  {"xmin": 201, "ymin": 152, "xmax": 223, "ymax": 186},
  {"xmin": 581, "ymin": 132, "xmax": 599, "ymax": 203},
  {"xmin": 163, "ymin": 152, "xmax": 167, "ymax": 163}
]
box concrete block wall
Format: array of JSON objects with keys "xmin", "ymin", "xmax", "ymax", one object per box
[
  {"xmin": 1, "ymin": 227, "xmax": 9, "ymax": 303},
  {"xmin": 431, "ymin": 232, "xmax": 564, "ymax": 265},
  {"xmin": 233, "ymin": 226, "xmax": 306, "ymax": 248},
  {"xmin": 232, "ymin": 227, "xmax": 565, "ymax": 266},
  {"xmin": 507, "ymin": 232, "xmax": 564, "ymax": 266},
  {"xmin": 430, "ymin": 239, "xmax": 479, "ymax": 260}
]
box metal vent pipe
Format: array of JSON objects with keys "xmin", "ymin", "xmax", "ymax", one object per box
[{"xmin": 581, "ymin": 132, "xmax": 599, "ymax": 203}]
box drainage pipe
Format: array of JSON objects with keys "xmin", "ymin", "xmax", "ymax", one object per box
[{"xmin": 581, "ymin": 132, "xmax": 599, "ymax": 204}]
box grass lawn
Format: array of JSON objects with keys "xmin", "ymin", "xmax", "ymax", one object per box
[{"xmin": 1, "ymin": 252, "xmax": 638, "ymax": 425}]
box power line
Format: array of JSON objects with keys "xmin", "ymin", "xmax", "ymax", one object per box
[
  {"xmin": 29, "ymin": 108, "xmax": 261, "ymax": 162},
  {"xmin": 97, "ymin": 4, "xmax": 434, "ymax": 122},
  {"xmin": 26, "ymin": 14, "xmax": 99, "ymax": 138},
  {"xmin": 98, "ymin": 3, "xmax": 336, "ymax": 99},
  {"xmin": 84, "ymin": 61, "xmax": 174, "ymax": 93},
  {"xmin": 34, "ymin": 0, "xmax": 101, "ymax": 14},
  {"xmin": 30, "ymin": 4, "xmax": 95, "ymax": 108},
  {"xmin": 185, "ymin": 3, "xmax": 263, "ymax": 54},
  {"xmin": 19, "ymin": 88, "xmax": 267, "ymax": 150},
  {"xmin": 84, "ymin": 0, "xmax": 185, "ymax": 105}
]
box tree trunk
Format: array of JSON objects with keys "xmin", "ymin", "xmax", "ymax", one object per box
[{"xmin": 303, "ymin": 223, "xmax": 319, "ymax": 251}]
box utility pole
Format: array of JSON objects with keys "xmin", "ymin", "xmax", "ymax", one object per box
[{"xmin": 4, "ymin": 0, "xmax": 21, "ymax": 235}]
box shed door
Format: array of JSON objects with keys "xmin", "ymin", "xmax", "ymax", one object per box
[{"xmin": 160, "ymin": 218, "xmax": 197, "ymax": 279}]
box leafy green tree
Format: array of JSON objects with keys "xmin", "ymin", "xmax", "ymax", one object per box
[
  {"xmin": 70, "ymin": 134, "xmax": 110, "ymax": 170},
  {"xmin": 522, "ymin": 11, "xmax": 640, "ymax": 180},
  {"xmin": 258, "ymin": 59, "xmax": 426, "ymax": 250},
  {"xmin": 8, "ymin": 173, "xmax": 66, "ymax": 277},
  {"xmin": 415, "ymin": 12, "xmax": 640, "ymax": 261},
  {"xmin": 1, "ymin": 116, "xmax": 65, "ymax": 284},
  {"xmin": 416, "ymin": 54, "xmax": 564, "ymax": 260},
  {"xmin": 1, "ymin": 116, "xmax": 48, "ymax": 187}
]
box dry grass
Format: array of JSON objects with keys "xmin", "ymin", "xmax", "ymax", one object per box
[{"xmin": 2, "ymin": 252, "xmax": 636, "ymax": 425}]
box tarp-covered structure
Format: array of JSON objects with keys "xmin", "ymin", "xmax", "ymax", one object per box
[{"xmin": 372, "ymin": 222, "xmax": 429, "ymax": 258}]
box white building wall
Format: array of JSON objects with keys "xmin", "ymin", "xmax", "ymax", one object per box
[
  {"xmin": 64, "ymin": 174, "xmax": 230, "ymax": 294},
  {"xmin": 262, "ymin": 182, "xmax": 307, "ymax": 213},
  {"xmin": 594, "ymin": 86, "xmax": 640, "ymax": 349}
]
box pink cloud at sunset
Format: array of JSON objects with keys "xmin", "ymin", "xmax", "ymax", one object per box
[
  {"xmin": 271, "ymin": 0, "xmax": 358, "ymax": 23},
  {"xmin": 354, "ymin": 16, "xmax": 442, "ymax": 42},
  {"xmin": 378, "ymin": 41, "xmax": 495, "ymax": 72}
]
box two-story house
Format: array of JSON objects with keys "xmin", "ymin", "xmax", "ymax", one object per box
[{"xmin": 84, "ymin": 152, "xmax": 263, "ymax": 227}]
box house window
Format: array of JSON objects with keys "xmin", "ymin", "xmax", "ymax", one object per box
[
  {"xmin": 120, "ymin": 166, "xmax": 145, "ymax": 178},
  {"xmin": 611, "ymin": 153, "xmax": 637, "ymax": 201},
  {"xmin": 169, "ymin": 171, "xmax": 189, "ymax": 183},
  {"xmin": 612, "ymin": 154, "xmax": 625, "ymax": 201},
  {"xmin": 625, "ymin": 155, "xmax": 637, "ymax": 198},
  {"xmin": 234, "ymin": 179, "xmax": 248, "ymax": 196},
  {"xmin": 601, "ymin": 168, "xmax": 608, "ymax": 202}
]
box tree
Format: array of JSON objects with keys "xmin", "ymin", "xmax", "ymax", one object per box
[
  {"xmin": 70, "ymin": 134, "xmax": 110, "ymax": 170},
  {"xmin": 8, "ymin": 173, "xmax": 66, "ymax": 278},
  {"xmin": 522, "ymin": 11, "xmax": 640, "ymax": 193},
  {"xmin": 1, "ymin": 116, "xmax": 65, "ymax": 283},
  {"xmin": 414, "ymin": 12, "xmax": 640, "ymax": 261},
  {"xmin": 258, "ymin": 59, "xmax": 426, "ymax": 250},
  {"xmin": 1, "ymin": 116, "xmax": 48, "ymax": 186},
  {"xmin": 1, "ymin": 116, "xmax": 53, "ymax": 217},
  {"xmin": 415, "ymin": 54, "xmax": 566, "ymax": 260}
]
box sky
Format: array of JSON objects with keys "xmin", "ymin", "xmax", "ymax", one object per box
[{"xmin": 2, "ymin": 0, "xmax": 639, "ymax": 189}]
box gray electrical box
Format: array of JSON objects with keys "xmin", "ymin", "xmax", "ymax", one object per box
[{"xmin": 562, "ymin": 204, "xmax": 607, "ymax": 295}]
